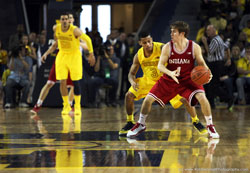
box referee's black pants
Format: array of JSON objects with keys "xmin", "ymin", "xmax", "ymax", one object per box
[{"xmin": 204, "ymin": 61, "xmax": 232, "ymax": 108}]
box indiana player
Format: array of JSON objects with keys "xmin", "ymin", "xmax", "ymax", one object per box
[
  {"xmin": 127, "ymin": 21, "xmax": 219, "ymax": 139},
  {"xmin": 119, "ymin": 31, "xmax": 207, "ymax": 136}
]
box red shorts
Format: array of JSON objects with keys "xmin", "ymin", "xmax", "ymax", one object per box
[
  {"xmin": 47, "ymin": 62, "xmax": 73, "ymax": 86},
  {"xmin": 149, "ymin": 77, "xmax": 204, "ymax": 107}
]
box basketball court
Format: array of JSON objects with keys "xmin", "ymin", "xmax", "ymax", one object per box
[{"xmin": 0, "ymin": 104, "xmax": 249, "ymax": 172}]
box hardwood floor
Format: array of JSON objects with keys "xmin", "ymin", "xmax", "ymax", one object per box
[{"xmin": 0, "ymin": 104, "xmax": 249, "ymax": 172}]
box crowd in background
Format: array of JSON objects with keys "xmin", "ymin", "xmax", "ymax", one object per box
[
  {"xmin": 0, "ymin": 0, "xmax": 250, "ymax": 109},
  {"xmin": 197, "ymin": 0, "xmax": 250, "ymax": 107},
  {"xmin": 0, "ymin": 23, "xmax": 136, "ymax": 108}
]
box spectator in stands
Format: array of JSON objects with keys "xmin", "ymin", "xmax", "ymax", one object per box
[
  {"xmin": 196, "ymin": 21, "xmax": 210, "ymax": 44},
  {"xmin": 123, "ymin": 33, "xmax": 136, "ymax": 94},
  {"xmin": 1, "ymin": 67, "xmax": 10, "ymax": 106},
  {"xmin": 219, "ymin": 49, "xmax": 237, "ymax": 106},
  {"xmin": 104, "ymin": 28, "xmax": 120, "ymax": 54},
  {"xmin": 236, "ymin": 44, "xmax": 250, "ymax": 105},
  {"xmin": 0, "ymin": 40, "xmax": 8, "ymax": 78},
  {"xmin": 20, "ymin": 34, "xmax": 37, "ymax": 104},
  {"xmin": 208, "ymin": 9, "xmax": 227, "ymax": 32},
  {"xmin": 4, "ymin": 45, "xmax": 32, "ymax": 108},
  {"xmin": 41, "ymin": 30, "xmax": 47, "ymax": 37},
  {"xmin": 36, "ymin": 34, "xmax": 48, "ymax": 69},
  {"xmin": 227, "ymin": 0, "xmax": 240, "ymax": 21},
  {"xmin": 8, "ymin": 24, "xmax": 25, "ymax": 51},
  {"xmin": 28, "ymin": 32, "xmax": 37, "ymax": 47},
  {"xmin": 88, "ymin": 44, "xmax": 120, "ymax": 107},
  {"xmin": 220, "ymin": 21, "xmax": 238, "ymax": 46},
  {"xmin": 231, "ymin": 44, "xmax": 242, "ymax": 62},
  {"xmin": 242, "ymin": 20, "xmax": 250, "ymax": 43},
  {"xmin": 237, "ymin": 31, "xmax": 248, "ymax": 57},
  {"xmin": 116, "ymin": 32, "xmax": 129, "ymax": 99},
  {"xmin": 239, "ymin": 14, "xmax": 250, "ymax": 31},
  {"xmin": 20, "ymin": 34, "xmax": 37, "ymax": 61},
  {"xmin": 89, "ymin": 25, "xmax": 103, "ymax": 49}
]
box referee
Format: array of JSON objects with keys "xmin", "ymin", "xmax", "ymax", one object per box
[{"xmin": 202, "ymin": 24, "xmax": 234, "ymax": 110}]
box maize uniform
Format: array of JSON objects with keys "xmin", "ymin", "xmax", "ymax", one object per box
[
  {"xmin": 55, "ymin": 24, "xmax": 82, "ymax": 81},
  {"xmin": 128, "ymin": 42, "xmax": 183, "ymax": 109}
]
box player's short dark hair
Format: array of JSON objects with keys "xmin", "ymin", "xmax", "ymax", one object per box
[
  {"xmin": 66, "ymin": 11, "xmax": 74, "ymax": 17},
  {"xmin": 60, "ymin": 12, "xmax": 69, "ymax": 18},
  {"xmin": 138, "ymin": 31, "xmax": 151, "ymax": 40},
  {"xmin": 170, "ymin": 21, "xmax": 190, "ymax": 38}
]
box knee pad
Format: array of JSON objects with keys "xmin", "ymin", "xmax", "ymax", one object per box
[{"xmin": 73, "ymin": 81, "xmax": 81, "ymax": 95}]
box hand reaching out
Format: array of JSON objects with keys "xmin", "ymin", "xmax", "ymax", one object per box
[
  {"xmin": 41, "ymin": 54, "xmax": 47, "ymax": 63},
  {"xmin": 131, "ymin": 81, "xmax": 139, "ymax": 91},
  {"xmin": 87, "ymin": 53, "xmax": 95, "ymax": 66}
]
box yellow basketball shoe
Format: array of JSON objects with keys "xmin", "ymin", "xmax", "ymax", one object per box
[
  {"xmin": 193, "ymin": 120, "xmax": 208, "ymax": 135},
  {"xmin": 74, "ymin": 104, "xmax": 82, "ymax": 115},
  {"xmin": 61, "ymin": 104, "xmax": 71, "ymax": 115}
]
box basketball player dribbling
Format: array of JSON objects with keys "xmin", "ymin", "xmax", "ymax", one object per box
[
  {"xmin": 119, "ymin": 31, "xmax": 207, "ymax": 136},
  {"xmin": 31, "ymin": 12, "xmax": 94, "ymax": 114},
  {"xmin": 127, "ymin": 21, "xmax": 219, "ymax": 139}
]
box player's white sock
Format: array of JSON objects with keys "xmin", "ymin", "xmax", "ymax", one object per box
[
  {"xmin": 37, "ymin": 99, "xmax": 43, "ymax": 107},
  {"xmin": 138, "ymin": 113, "xmax": 148, "ymax": 125},
  {"xmin": 69, "ymin": 101, "xmax": 73, "ymax": 107},
  {"xmin": 205, "ymin": 115, "xmax": 213, "ymax": 125}
]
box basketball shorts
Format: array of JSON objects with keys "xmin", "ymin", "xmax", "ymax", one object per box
[
  {"xmin": 55, "ymin": 51, "xmax": 82, "ymax": 81},
  {"xmin": 47, "ymin": 62, "xmax": 73, "ymax": 86},
  {"xmin": 129, "ymin": 77, "xmax": 183, "ymax": 108},
  {"xmin": 149, "ymin": 77, "xmax": 205, "ymax": 107}
]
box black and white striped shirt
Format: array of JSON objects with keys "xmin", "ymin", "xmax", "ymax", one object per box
[{"xmin": 207, "ymin": 35, "xmax": 229, "ymax": 62}]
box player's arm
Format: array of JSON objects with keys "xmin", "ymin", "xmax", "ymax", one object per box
[
  {"xmin": 80, "ymin": 40, "xmax": 96, "ymax": 66},
  {"xmin": 158, "ymin": 43, "xmax": 180, "ymax": 84},
  {"xmin": 74, "ymin": 28, "xmax": 95, "ymax": 66},
  {"xmin": 128, "ymin": 53, "xmax": 140, "ymax": 91},
  {"xmin": 41, "ymin": 25, "xmax": 58, "ymax": 63},
  {"xmin": 160, "ymin": 43, "xmax": 165, "ymax": 50},
  {"xmin": 74, "ymin": 28, "xmax": 93, "ymax": 53},
  {"xmin": 194, "ymin": 42, "xmax": 209, "ymax": 68},
  {"xmin": 41, "ymin": 41, "xmax": 58, "ymax": 63}
]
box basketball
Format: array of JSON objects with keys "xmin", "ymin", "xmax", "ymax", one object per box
[{"xmin": 191, "ymin": 66, "xmax": 210, "ymax": 85}]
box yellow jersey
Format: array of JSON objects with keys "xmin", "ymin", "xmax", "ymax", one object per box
[
  {"xmin": 56, "ymin": 24, "xmax": 80, "ymax": 54},
  {"xmin": 237, "ymin": 57, "xmax": 250, "ymax": 77},
  {"xmin": 137, "ymin": 42, "xmax": 163, "ymax": 84}
]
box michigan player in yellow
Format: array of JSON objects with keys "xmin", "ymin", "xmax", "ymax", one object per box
[
  {"xmin": 119, "ymin": 32, "xmax": 207, "ymax": 136},
  {"xmin": 53, "ymin": 12, "xmax": 94, "ymax": 115}
]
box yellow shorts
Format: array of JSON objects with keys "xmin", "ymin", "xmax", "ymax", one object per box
[
  {"xmin": 129, "ymin": 78, "xmax": 183, "ymax": 109},
  {"xmin": 55, "ymin": 51, "xmax": 82, "ymax": 81}
]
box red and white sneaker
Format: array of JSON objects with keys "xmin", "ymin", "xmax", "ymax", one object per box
[
  {"xmin": 207, "ymin": 125, "xmax": 220, "ymax": 138},
  {"xmin": 127, "ymin": 122, "xmax": 146, "ymax": 138},
  {"xmin": 30, "ymin": 104, "xmax": 41, "ymax": 114}
]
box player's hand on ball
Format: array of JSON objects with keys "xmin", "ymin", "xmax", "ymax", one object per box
[{"xmin": 207, "ymin": 70, "xmax": 213, "ymax": 84}]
